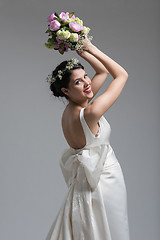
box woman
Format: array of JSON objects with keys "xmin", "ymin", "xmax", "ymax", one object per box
[{"xmin": 45, "ymin": 37, "xmax": 130, "ymax": 240}]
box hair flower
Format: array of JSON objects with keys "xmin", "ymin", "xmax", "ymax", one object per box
[{"xmin": 46, "ymin": 58, "xmax": 80, "ymax": 85}]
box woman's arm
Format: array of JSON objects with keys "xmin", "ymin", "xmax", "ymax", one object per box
[
  {"xmin": 78, "ymin": 37, "xmax": 128, "ymax": 121},
  {"xmin": 77, "ymin": 50, "xmax": 109, "ymax": 101}
]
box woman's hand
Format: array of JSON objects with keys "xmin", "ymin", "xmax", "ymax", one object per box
[{"xmin": 76, "ymin": 36, "xmax": 94, "ymax": 57}]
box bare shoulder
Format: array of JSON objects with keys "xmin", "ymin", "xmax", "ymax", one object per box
[{"xmin": 62, "ymin": 105, "xmax": 81, "ymax": 124}]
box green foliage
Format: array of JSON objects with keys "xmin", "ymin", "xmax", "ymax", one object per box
[
  {"xmin": 45, "ymin": 43, "xmax": 56, "ymax": 49},
  {"xmin": 47, "ymin": 38, "xmax": 55, "ymax": 44},
  {"xmin": 54, "ymin": 12, "xmax": 59, "ymax": 18},
  {"xmin": 69, "ymin": 12, "xmax": 75, "ymax": 18},
  {"xmin": 44, "ymin": 38, "xmax": 57, "ymax": 49},
  {"xmin": 45, "ymin": 29, "xmax": 52, "ymax": 33},
  {"xmin": 59, "ymin": 50, "xmax": 65, "ymax": 55},
  {"xmin": 62, "ymin": 26, "xmax": 70, "ymax": 31},
  {"xmin": 56, "ymin": 17, "xmax": 62, "ymax": 22},
  {"xmin": 59, "ymin": 43, "xmax": 65, "ymax": 48}
]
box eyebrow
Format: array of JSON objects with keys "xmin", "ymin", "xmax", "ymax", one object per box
[{"xmin": 74, "ymin": 72, "xmax": 87, "ymax": 82}]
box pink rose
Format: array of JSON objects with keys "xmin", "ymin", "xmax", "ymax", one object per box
[
  {"xmin": 71, "ymin": 14, "xmax": 75, "ymax": 20},
  {"xmin": 69, "ymin": 22, "xmax": 83, "ymax": 32},
  {"xmin": 59, "ymin": 11, "xmax": 70, "ymax": 23},
  {"xmin": 50, "ymin": 20, "xmax": 61, "ymax": 31},
  {"xmin": 47, "ymin": 13, "xmax": 56, "ymax": 22}
]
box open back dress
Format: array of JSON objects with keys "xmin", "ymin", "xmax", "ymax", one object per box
[{"xmin": 45, "ymin": 107, "xmax": 130, "ymax": 240}]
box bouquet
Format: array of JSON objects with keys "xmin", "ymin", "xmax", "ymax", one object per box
[{"xmin": 45, "ymin": 11, "xmax": 93, "ymax": 54}]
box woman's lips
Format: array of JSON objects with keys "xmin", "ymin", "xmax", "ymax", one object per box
[{"xmin": 84, "ymin": 86, "xmax": 92, "ymax": 93}]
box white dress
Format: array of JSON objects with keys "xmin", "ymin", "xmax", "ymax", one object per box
[{"xmin": 45, "ymin": 107, "xmax": 130, "ymax": 240}]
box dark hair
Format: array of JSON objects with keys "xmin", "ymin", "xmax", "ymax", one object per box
[{"xmin": 50, "ymin": 60, "xmax": 84, "ymax": 100}]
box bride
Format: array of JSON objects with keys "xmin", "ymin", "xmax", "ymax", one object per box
[{"xmin": 45, "ymin": 36, "xmax": 130, "ymax": 240}]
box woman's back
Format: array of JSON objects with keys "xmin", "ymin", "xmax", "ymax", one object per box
[{"xmin": 62, "ymin": 104, "xmax": 100, "ymax": 149}]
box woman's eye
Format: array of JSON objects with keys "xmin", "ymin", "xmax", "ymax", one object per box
[
  {"xmin": 75, "ymin": 80, "xmax": 81, "ymax": 85},
  {"xmin": 75, "ymin": 74, "xmax": 88, "ymax": 85}
]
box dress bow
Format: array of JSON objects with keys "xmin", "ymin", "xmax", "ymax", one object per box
[{"xmin": 59, "ymin": 144, "xmax": 109, "ymax": 190}]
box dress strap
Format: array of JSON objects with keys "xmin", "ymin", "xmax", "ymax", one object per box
[{"xmin": 80, "ymin": 107, "xmax": 94, "ymax": 146}]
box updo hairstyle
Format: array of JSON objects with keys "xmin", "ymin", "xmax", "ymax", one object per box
[{"xmin": 50, "ymin": 60, "xmax": 84, "ymax": 100}]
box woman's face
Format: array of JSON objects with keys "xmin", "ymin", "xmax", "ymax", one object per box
[{"xmin": 62, "ymin": 68, "xmax": 94, "ymax": 102}]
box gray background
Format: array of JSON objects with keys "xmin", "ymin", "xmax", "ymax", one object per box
[{"xmin": 0, "ymin": 0, "xmax": 159, "ymax": 239}]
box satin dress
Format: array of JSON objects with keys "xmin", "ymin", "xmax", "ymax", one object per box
[{"xmin": 45, "ymin": 107, "xmax": 130, "ymax": 240}]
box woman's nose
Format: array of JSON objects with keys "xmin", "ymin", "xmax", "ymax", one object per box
[{"xmin": 84, "ymin": 78, "xmax": 91, "ymax": 85}]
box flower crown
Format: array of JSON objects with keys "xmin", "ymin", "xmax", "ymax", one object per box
[{"xmin": 46, "ymin": 57, "xmax": 79, "ymax": 85}]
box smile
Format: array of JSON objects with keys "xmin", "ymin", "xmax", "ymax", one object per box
[{"xmin": 84, "ymin": 86, "xmax": 92, "ymax": 93}]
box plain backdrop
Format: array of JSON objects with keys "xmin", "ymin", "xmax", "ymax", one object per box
[{"xmin": 0, "ymin": 0, "xmax": 160, "ymax": 239}]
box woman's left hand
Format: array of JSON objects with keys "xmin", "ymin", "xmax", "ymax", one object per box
[
  {"xmin": 76, "ymin": 49, "xmax": 87, "ymax": 57},
  {"xmin": 76, "ymin": 36, "xmax": 93, "ymax": 56}
]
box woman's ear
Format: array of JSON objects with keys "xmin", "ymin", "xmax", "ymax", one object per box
[{"xmin": 61, "ymin": 87, "xmax": 69, "ymax": 97}]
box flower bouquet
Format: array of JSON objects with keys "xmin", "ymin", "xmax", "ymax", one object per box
[{"xmin": 45, "ymin": 11, "xmax": 93, "ymax": 54}]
